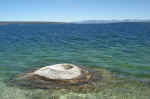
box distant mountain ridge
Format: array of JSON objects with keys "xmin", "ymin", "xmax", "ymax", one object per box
[
  {"xmin": 0, "ymin": 21, "xmax": 67, "ymax": 25},
  {"xmin": 74, "ymin": 19, "xmax": 150, "ymax": 24}
]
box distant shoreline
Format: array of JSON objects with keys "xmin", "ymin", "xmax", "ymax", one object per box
[
  {"xmin": 0, "ymin": 20, "xmax": 150, "ymax": 25},
  {"xmin": 0, "ymin": 21, "xmax": 68, "ymax": 25}
]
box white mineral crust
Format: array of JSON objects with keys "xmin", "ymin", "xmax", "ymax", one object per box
[{"xmin": 33, "ymin": 64, "xmax": 82, "ymax": 80}]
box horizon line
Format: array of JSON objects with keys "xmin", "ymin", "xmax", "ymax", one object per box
[{"xmin": 0, "ymin": 18, "xmax": 150, "ymax": 22}]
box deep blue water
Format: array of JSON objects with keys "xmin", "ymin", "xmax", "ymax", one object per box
[{"xmin": 0, "ymin": 23, "xmax": 150, "ymax": 79}]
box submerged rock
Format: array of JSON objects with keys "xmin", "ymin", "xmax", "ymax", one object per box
[{"xmin": 10, "ymin": 64, "xmax": 115, "ymax": 92}]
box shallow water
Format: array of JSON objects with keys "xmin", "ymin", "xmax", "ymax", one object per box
[{"xmin": 0, "ymin": 23, "xmax": 150, "ymax": 98}]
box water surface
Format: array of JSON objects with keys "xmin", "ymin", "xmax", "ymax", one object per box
[{"xmin": 0, "ymin": 23, "xmax": 150, "ymax": 98}]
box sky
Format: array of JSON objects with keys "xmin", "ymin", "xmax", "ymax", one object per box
[{"xmin": 0, "ymin": 0, "xmax": 150, "ymax": 22}]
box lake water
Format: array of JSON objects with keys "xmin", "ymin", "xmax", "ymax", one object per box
[{"xmin": 0, "ymin": 23, "xmax": 150, "ymax": 99}]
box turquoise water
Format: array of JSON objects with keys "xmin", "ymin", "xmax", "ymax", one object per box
[{"xmin": 0, "ymin": 23, "xmax": 150, "ymax": 98}]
